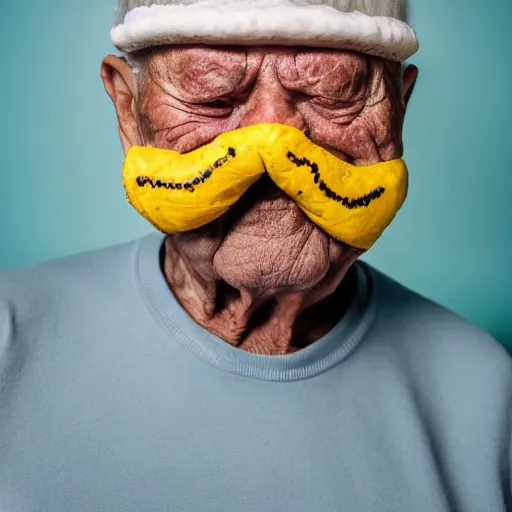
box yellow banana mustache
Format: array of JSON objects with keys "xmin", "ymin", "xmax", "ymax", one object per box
[{"xmin": 123, "ymin": 123, "xmax": 408, "ymax": 250}]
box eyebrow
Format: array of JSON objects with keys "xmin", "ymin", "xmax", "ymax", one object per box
[{"xmin": 166, "ymin": 53, "xmax": 250, "ymax": 99}]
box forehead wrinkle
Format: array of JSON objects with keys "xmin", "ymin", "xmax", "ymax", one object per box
[
  {"xmin": 294, "ymin": 51, "xmax": 338, "ymax": 86},
  {"xmin": 331, "ymin": 55, "xmax": 369, "ymax": 99},
  {"xmin": 287, "ymin": 51, "xmax": 369, "ymax": 99},
  {"xmin": 148, "ymin": 46, "xmax": 249, "ymax": 101},
  {"xmin": 142, "ymin": 55, "xmax": 183, "ymax": 104}
]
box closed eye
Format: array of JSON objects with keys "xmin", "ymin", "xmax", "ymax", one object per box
[
  {"xmin": 202, "ymin": 98, "xmax": 234, "ymax": 109},
  {"xmin": 179, "ymin": 97, "xmax": 234, "ymax": 118},
  {"xmin": 311, "ymin": 97, "xmax": 355, "ymax": 109}
]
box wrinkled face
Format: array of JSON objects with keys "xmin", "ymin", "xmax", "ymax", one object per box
[{"xmin": 131, "ymin": 46, "xmax": 407, "ymax": 290}]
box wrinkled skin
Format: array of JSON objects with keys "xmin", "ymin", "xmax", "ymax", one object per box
[{"xmin": 101, "ymin": 46, "xmax": 417, "ymax": 355}]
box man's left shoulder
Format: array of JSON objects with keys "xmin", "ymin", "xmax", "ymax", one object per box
[{"xmin": 366, "ymin": 265, "xmax": 512, "ymax": 386}]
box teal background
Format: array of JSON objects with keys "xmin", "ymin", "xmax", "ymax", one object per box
[{"xmin": 0, "ymin": 0, "xmax": 510, "ymax": 349}]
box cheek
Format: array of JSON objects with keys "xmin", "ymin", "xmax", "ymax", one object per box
[
  {"xmin": 328, "ymin": 238, "xmax": 365, "ymax": 268},
  {"xmin": 299, "ymin": 104, "xmax": 401, "ymax": 164},
  {"xmin": 143, "ymin": 107, "xmax": 233, "ymax": 153},
  {"xmin": 297, "ymin": 107, "xmax": 371, "ymax": 162}
]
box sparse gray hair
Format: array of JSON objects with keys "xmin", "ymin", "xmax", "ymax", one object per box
[
  {"xmin": 124, "ymin": 46, "xmax": 157, "ymax": 84},
  {"xmin": 125, "ymin": 51, "xmax": 144, "ymax": 76},
  {"xmin": 114, "ymin": 0, "xmax": 407, "ymax": 26}
]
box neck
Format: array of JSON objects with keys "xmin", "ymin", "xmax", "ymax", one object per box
[{"xmin": 160, "ymin": 237, "xmax": 358, "ymax": 355}]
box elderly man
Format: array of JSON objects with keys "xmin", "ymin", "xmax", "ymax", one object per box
[{"xmin": 0, "ymin": 1, "xmax": 510, "ymax": 511}]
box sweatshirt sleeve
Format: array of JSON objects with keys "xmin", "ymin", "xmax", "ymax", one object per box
[
  {"xmin": 504, "ymin": 353, "xmax": 512, "ymax": 510},
  {"xmin": 0, "ymin": 290, "xmax": 17, "ymax": 399},
  {"xmin": 508, "ymin": 414, "xmax": 512, "ymax": 510}
]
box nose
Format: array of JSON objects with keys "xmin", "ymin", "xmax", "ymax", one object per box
[{"xmin": 238, "ymin": 80, "xmax": 306, "ymax": 131}]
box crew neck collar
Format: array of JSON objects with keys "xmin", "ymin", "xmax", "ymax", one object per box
[{"xmin": 134, "ymin": 233, "xmax": 376, "ymax": 382}]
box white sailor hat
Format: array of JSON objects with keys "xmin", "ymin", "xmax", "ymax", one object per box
[{"xmin": 111, "ymin": 0, "xmax": 418, "ymax": 61}]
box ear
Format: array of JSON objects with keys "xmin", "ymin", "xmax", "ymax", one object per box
[
  {"xmin": 402, "ymin": 64, "xmax": 418, "ymax": 110},
  {"xmin": 100, "ymin": 55, "xmax": 141, "ymax": 154}
]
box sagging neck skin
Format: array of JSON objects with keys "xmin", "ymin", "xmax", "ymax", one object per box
[
  {"xmin": 101, "ymin": 45, "xmax": 417, "ymax": 355},
  {"xmin": 161, "ymin": 217, "xmax": 361, "ymax": 355}
]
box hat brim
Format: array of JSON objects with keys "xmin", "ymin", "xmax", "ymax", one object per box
[{"xmin": 111, "ymin": 3, "xmax": 419, "ymax": 62}]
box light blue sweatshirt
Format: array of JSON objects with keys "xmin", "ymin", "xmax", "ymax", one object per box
[{"xmin": 0, "ymin": 233, "xmax": 510, "ymax": 512}]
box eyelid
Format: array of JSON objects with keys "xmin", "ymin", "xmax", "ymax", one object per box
[
  {"xmin": 311, "ymin": 97, "xmax": 356, "ymax": 108},
  {"xmin": 176, "ymin": 97, "xmax": 234, "ymax": 118},
  {"xmin": 179, "ymin": 97, "xmax": 230, "ymax": 107},
  {"xmin": 309, "ymin": 96, "xmax": 367, "ymax": 114},
  {"xmin": 201, "ymin": 97, "xmax": 234, "ymax": 108}
]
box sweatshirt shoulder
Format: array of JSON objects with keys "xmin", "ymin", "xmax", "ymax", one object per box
[
  {"xmin": 365, "ymin": 265, "xmax": 512, "ymax": 383},
  {"xmin": 0, "ymin": 236, "xmax": 158, "ymax": 387},
  {"xmin": 0, "ymin": 236, "xmax": 147, "ymax": 322}
]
